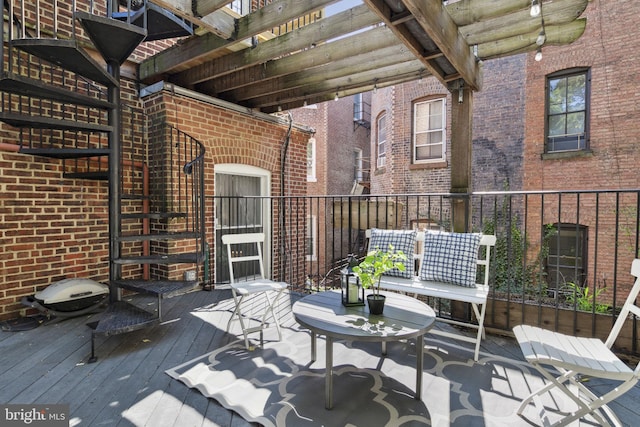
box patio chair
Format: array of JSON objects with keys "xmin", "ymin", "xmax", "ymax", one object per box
[
  {"xmin": 513, "ymin": 258, "xmax": 640, "ymax": 427},
  {"xmin": 222, "ymin": 232, "xmax": 288, "ymax": 349}
]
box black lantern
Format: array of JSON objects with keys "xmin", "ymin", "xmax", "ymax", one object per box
[{"xmin": 341, "ymin": 254, "xmax": 364, "ymax": 306}]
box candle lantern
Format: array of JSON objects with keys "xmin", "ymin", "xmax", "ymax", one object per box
[{"xmin": 341, "ymin": 254, "xmax": 364, "ymax": 306}]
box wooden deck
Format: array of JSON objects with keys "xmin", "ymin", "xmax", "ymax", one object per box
[{"xmin": 1, "ymin": 288, "xmax": 639, "ymax": 426}]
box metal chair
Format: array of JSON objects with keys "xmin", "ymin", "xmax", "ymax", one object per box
[
  {"xmin": 221, "ymin": 232, "xmax": 287, "ymax": 349},
  {"xmin": 513, "ymin": 258, "xmax": 640, "ymax": 427}
]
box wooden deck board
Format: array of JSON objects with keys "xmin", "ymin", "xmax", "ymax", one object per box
[{"xmin": 1, "ymin": 288, "xmax": 639, "ymax": 427}]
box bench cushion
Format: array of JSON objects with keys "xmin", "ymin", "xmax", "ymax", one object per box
[
  {"xmin": 369, "ymin": 228, "xmax": 417, "ymax": 278},
  {"xmin": 419, "ymin": 231, "xmax": 482, "ymax": 287}
]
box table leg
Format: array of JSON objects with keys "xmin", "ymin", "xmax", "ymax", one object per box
[
  {"xmin": 325, "ymin": 335, "xmax": 334, "ymax": 410},
  {"xmin": 415, "ymin": 334, "xmax": 424, "ymax": 400},
  {"xmin": 311, "ymin": 331, "xmax": 317, "ymax": 362}
]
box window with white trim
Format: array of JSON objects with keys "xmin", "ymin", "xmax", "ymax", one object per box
[
  {"xmin": 413, "ymin": 98, "xmax": 446, "ymax": 163},
  {"xmin": 307, "ymin": 137, "xmax": 316, "ymax": 182},
  {"xmin": 377, "ymin": 114, "xmax": 386, "ymax": 168}
]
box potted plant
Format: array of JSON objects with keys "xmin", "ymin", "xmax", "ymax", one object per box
[{"xmin": 352, "ymin": 244, "xmax": 407, "ymax": 314}]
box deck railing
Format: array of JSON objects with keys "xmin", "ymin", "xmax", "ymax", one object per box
[{"xmin": 207, "ymin": 191, "xmax": 640, "ymax": 355}]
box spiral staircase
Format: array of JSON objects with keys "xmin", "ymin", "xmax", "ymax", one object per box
[{"xmin": 0, "ymin": 0, "xmax": 205, "ymax": 361}]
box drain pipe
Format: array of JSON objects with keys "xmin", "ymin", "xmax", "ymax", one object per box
[{"xmin": 279, "ymin": 112, "xmax": 293, "ymax": 282}]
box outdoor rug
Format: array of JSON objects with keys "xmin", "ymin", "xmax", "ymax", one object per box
[{"xmin": 166, "ymin": 315, "xmax": 584, "ymax": 426}]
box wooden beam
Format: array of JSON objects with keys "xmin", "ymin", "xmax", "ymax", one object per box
[
  {"xmin": 244, "ymin": 60, "xmax": 424, "ymax": 108},
  {"xmin": 234, "ymin": 0, "xmax": 337, "ymax": 39},
  {"xmin": 196, "ymin": 27, "xmax": 400, "ymax": 94},
  {"xmin": 460, "ymin": 0, "xmax": 589, "ymax": 45},
  {"xmin": 446, "ymin": 0, "xmax": 530, "ymax": 26},
  {"xmin": 364, "ymin": 0, "xmax": 481, "ymax": 91},
  {"xmin": 260, "ymin": 68, "xmax": 425, "ymax": 113},
  {"xmin": 476, "ymin": 19, "xmax": 586, "ymax": 60},
  {"xmin": 192, "ymin": 0, "xmax": 232, "ymax": 16},
  {"xmin": 141, "ymin": 0, "xmax": 338, "ymax": 80},
  {"xmin": 450, "ymin": 84, "xmax": 474, "ymax": 233},
  {"xmin": 403, "ymin": 0, "xmax": 481, "ymax": 90},
  {"xmin": 364, "ymin": 0, "xmax": 449, "ymax": 81},
  {"xmin": 222, "ymin": 47, "xmax": 416, "ymax": 102},
  {"xmin": 173, "ymin": 4, "xmax": 380, "ymax": 86}
]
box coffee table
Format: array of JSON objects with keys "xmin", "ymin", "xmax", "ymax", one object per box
[{"xmin": 292, "ymin": 290, "xmax": 436, "ymax": 409}]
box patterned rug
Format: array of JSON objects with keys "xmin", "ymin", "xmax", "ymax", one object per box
[{"xmin": 166, "ymin": 319, "xmax": 580, "ymax": 427}]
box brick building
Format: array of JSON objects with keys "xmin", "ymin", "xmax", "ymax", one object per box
[{"xmin": 366, "ymin": 0, "xmax": 640, "ymax": 304}]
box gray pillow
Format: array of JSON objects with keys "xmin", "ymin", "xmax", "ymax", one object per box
[{"xmin": 369, "ymin": 228, "xmax": 417, "ymax": 278}]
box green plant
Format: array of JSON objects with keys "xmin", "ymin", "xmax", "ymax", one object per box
[
  {"xmin": 563, "ymin": 282, "xmax": 609, "ymax": 313},
  {"xmin": 481, "ymin": 196, "xmax": 556, "ymax": 298},
  {"xmin": 352, "ymin": 244, "xmax": 406, "ymax": 296}
]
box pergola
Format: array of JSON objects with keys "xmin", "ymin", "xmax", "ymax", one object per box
[{"xmin": 141, "ymin": 0, "xmax": 588, "ymax": 229}]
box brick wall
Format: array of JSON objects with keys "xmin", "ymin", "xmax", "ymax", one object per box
[
  {"xmin": 370, "ymin": 54, "xmax": 526, "ymax": 198},
  {"xmin": 141, "ymin": 87, "xmax": 310, "ymax": 285},
  {"xmin": 473, "ymin": 55, "xmax": 526, "ymax": 192},
  {"xmin": 522, "ymin": 0, "xmax": 640, "ymax": 304},
  {"xmin": 0, "ymin": 82, "xmax": 310, "ymax": 320},
  {"xmin": 0, "ymin": 151, "xmax": 111, "ymax": 320}
]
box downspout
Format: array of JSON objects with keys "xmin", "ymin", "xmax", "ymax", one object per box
[{"xmin": 279, "ymin": 112, "xmax": 293, "ymax": 282}]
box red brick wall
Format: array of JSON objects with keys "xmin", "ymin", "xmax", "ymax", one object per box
[
  {"xmin": 141, "ymin": 87, "xmax": 310, "ymax": 284},
  {"xmin": 0, "ymin": 83, "xmax": 309, "ymax": 320},
  {"xmin": 522, "ymin": 0, "xmax": 640, "ymax": 304},
  {"xmin": 0, "ymin": 151, "xmax": 111, "ymax": 320}
]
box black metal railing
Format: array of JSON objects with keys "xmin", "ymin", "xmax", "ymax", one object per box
[{"xmin": 206, "ymin": 190, "xmax": 640, "ymax": 353}]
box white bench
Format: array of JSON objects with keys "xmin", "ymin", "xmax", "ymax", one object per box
[{"xmin": 365, "ymin": 230, "xmax": 496, "ymax": 361}]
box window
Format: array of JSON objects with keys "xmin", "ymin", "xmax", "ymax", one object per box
[
  {"xmin": 354, "ymin": 93, "xmax": 364, "ymax": 122},
  {"xmin": 413, "ymin": 98, "xmax": 446, "ymax": 163},
  {"xmin": 546, "ymin": 68, "xmax": 590, "ymax": 153},
  {"xmin": 306, "ymin": 215, "xmax": 317, "ymax": 261},
  {"xmin": 306, "ymin": 138, "xmax": 316, "ymax": 182},
  {"xmin": 377, "ymin": 114, "xmax": 386, "ymax": 168},
  {"xmin": 227, "ymin": 0, "xmax": 248, "ymax": 15},
  {"xmin": 354, "ymin": 149, "xmax": 363, "ymax": 182},
  {"xmin": 546, "ymin": 223, "xmax": 587, "ymax": 293}
]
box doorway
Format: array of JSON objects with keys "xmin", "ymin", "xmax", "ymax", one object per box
[{"xmin": 215, "ymin": 164, "xmax": 271, "ymax": 283}]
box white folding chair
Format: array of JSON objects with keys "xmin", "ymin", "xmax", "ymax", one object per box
[
  {"xmin": 513, "ymin": 258, "xmax": 640, "ymax": 427},
  {"xmin": 221, "ymin": 232, "xmax": 288, "ymax": 349}
]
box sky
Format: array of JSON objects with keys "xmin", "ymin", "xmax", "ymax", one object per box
[{"xmin": 325, "ymin": 0, "xmax": 363, "ymax": 16}]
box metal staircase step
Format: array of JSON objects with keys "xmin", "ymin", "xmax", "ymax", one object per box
[
  {"xmin": 121, "ymin": 212, "xmax": 188, "ymax": 220},
  {"xmin": 121, "ymin": 193, "xmax": 150, "ymax": 200},
  {"xmin": 112, "ymin": 279, "xmax": 200, "ymax": 299},
  {"xmin": 18, "ymin": 147, "xmax": 110, "ymax": 159},
  {"xmin": 63, "ymin": 171, "xmax": 109, "ymax": 180},
  {"xmin": 114, "ymin": 252, "xmax": 203, "ymax": 265},
  {"xmin": 75, "ymin": 11, "xmax": 147, "ymax": 65},
  {"xmin": 0, "ymin": 112, "xmax": 113, "ymax": 132},
  {"xmin": 91, "ymin": 300, "xmax": 159, "ymax": 336},
  {"xmin": 118, "ymin": 231, "xmax": 199, "ymax": 242},
  {"xmin": 10, "ymin": 38, "xmax": 118, "ymax": 87},
  {"xmin": 0, "ymin": 75, "xmax": 114, "ymax": 108},
  {"xmin": 111, "ymin": 3, "xmax": 194, "ymax": 41}
]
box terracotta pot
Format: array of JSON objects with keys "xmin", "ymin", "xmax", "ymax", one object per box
[{"xmin": 367, "ymin": 294, "xmax": 386, "ymax": 315}]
